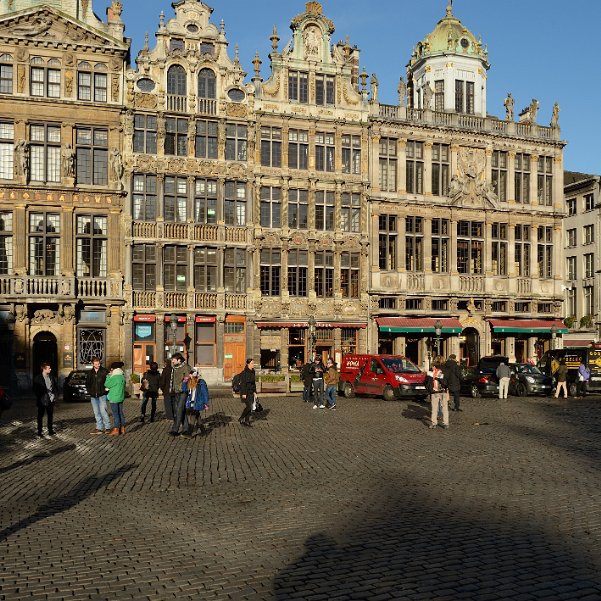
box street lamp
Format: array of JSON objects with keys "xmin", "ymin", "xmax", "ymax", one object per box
[
  {"xmin": 434, "ymin": 319, "xmax": 443, "ymax": 357},
  {"xmin": 169, "ymin": 313, "xmax": 178, "ymax": 357},
  {"xmin": 308, "ymin": 316, "xmax": 317, "ymax": 358},
  {"xmin": 550, "ymin": 324, "xmax": 558, "ymax": 350}
]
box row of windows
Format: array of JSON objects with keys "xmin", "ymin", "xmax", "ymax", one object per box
[
  {"xmin": 566, "ymin": 193, "xmax": 595, "ymax": 216},
  {"xmin": 566, "ymin": 225, "xmax": 595, "ymax": 247},
  {"xmin": 566, "ymin": 253, "xmax": 596, "ymax": 281},
  {"xmin": 565, "ymin": 286, "xmax": 595, "ymax": 321},
  {"xmin": 288, "ymin": 71, "xmax": 335, "ymax": 106},
  {"xmin": 378, "ymin": 217, "xmax": 554, "ymax": 277}
]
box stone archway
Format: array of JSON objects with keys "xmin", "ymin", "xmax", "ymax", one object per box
[
  {"xmin": 32, "ymin": 331, "xmax": 58, "ymax": 378},
  {"xmin": 460, "ymin": 327, "xmax": 480, "ymax": 366}
]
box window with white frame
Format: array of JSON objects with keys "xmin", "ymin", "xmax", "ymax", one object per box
[
  {"xmin": 132, "ymin": 244, "xmax": 156, "ymax": 290},
  {"xmin": 314, "ymin": 250, "xmax": 334, "ymax": 298},
  {"xmin": 132, "ymin": 174, "xmax": 157, "ymax": 221},
  {"xmin": 194, "ymin": 178, "xmax": 217, "ymax": 224},
  {"xmin": 457, "ymin": 220, "xmax": 483, "ymax": 274},
  {"xmin": 566, "ymin": 228, "xmax": 577, "ymax": 247},
  {"xmin": 492, "ymin": 150, "xmax": 508, "ymax": 202},
  {"xmin": 75, "ymin": 126, "xmax": 108, "ymax": 185},
  {"xmin": 30, "ymin": 57, "xmax": 60, "ymax": 98},
  {"xmin": 566, "ymin": 256, "xmax": 576, "ymax": 281},
  {"xmin": 406, "ymin": 140, "xmax": 423, "ymax": 194},
  {"xmin": 537, "ymin": 156, "xmax": 553, "ymax": 206},
  {"xmin": 30, "ymin": 123, "xmax": 61, "ymax": 183},
  {"xmin": 492, "ymin": 223, "xmax": 508, "ymax": 276},
  {"xmin": 165, "ymin": 117, "xmax": 188, "ymax": 156},
  {"xmin": 164, "ymin": 176, "xmax": 188, "ymax": 222},
  {"xmin": 566, "ymin": 198, "xmax": 576, "ymax": 216},
  {"xmin": 584, "ymin": 224, "xmax": 595, "ymax": 245},
  {"xmin": 288, "ymin": 129, "xmax": 308, "ymax": 170},
  {"xmin": 315, "ymin": 190, "xmax": 334, "ymax": 231},
  {"xmin": 379, "ymin": 137, "xmax": 397, "ymax": 192},
  {"xmin": 584, "ymin": 253, "xmax": 594, "ymax": 279},
  {"xmin": 514, "ymin": 224, "xmax": 530, "ymax": 277},
  {"xmin": 378, "ymin": 214, "xmax": 397, "ymax": 270},
  {"xmin": 0, "ymin": 211, "xmax": 12, "ymax": 274},
  {"xmin": 77, "ymin": 62, "xmax": 107, "ymax": 102},
  {"xmin": 341, "ymin": 192, "xmax": 360, "ymax": 233},
  {"xmin": 260, "ymin": 126, "xmax": 281, "ymax": 167},
  {"xmin": 195, "ymin": 119, "xmax": 217, "ymax": 159},
  {"xmin": 260, "ymin": 248, "xmax": 280, "ymax": 296},
  {"xmin": 584, "ymin": 285, "xmax": 594, "ymax": 318},
  {"xmin": 537, "ymin": 226, "xmax": 553, "ymax": 279},
  {"xmin": 224, "ymin": 248, "xmax": 246, "ymax": 293},
  {"xmin": 288, "ymin": 188, "xmax": 308, "ymax": 229},
  {"xmin": 405, "ymin": 216, "xmax": 423, "ymax": 272},
  {"xmin": 224, "ymin": 180, "xmax": 246, "ymax": 226},
  {"xmin": 197, "ymin": 68, "xmax": 216, "ymax": 99},
  {"xmin": 133, "ymin": 114, "xmax": 157, "ymax": 154},
  {"xmin": 0, "ymin": 54, "xmax": 13, "ymax": 94},
  {"xmin": 341, "ymin": 251, "xmax": 359, "ymax": 298},
  {"xmin": 515, "ymin": 153, "xmax": 530, "ymax": 203},
  {"xmin": 163, "ymin": 245, "xmax": 188, "ymax": 291},
  {"xmin": 29, "ymin": 212, "xmax": 60, "ymax": 276},
  {"xmin": 193, "ymin": 247, "xmax": 217, "ymax": 292},
  {"xmin": 585, "ymin": 193, "xmax": 595, "ymax": 212},
  {"xmin": 260, "ymin": 186, "xmax": 281, "ymax": 228},
  {"xmin": 0, "ymin": 122, "xmax": 13, "ymax": 179},
  {"xmin": 225, "ymin": 123, "xmax": 247, "ymax": 161},
  {"xmin": 431, "ymin": 218, "xmax": 449, "ymax": 273},
  {"xmin": 287, "ymin": 249, "xmax": 307, "ymax": 297},
  {"xmin": 315, "ymin": 132, "xmax": 335, "ymax": 172},
  {"xmin": 341, "ymin": 134, "xmax": 361, "ymax": 175},
  {"xmin": 76, "ymin": 215, "xmax": 107, "ymax": 277}
]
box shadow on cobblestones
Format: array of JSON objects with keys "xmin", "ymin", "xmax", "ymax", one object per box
[
  {"xmin": 0, "ymin": 443, "xmax": 76, "ymax": 475},
  {"xmin": 0, "ymin": 463, "xmax": 137, "ymax": 543},
  {"xmin": 401, "ymin": 402, "xmax": 430, "ymax": 423}
]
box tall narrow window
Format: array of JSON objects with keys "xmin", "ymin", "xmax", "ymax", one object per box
[
  {"xmin": 584, "ymin": 286, "xmax": 594, "ymax": 318},
  {"xmin": 405, "ymin": 216, "xmax": 423, "ymax": 272},
  {"xmin": 454, "ymin": 79, "xmax": 474, "ymax": 113},
  {"xmin": 260, "ymin": 126, "xmax": 281, "ymax": 167},
  {"xmin": 260, "ymin": 186, "xmax": 281, "ymax": 228},
  {"xmin": 584, "ymin": 224, "xmax": 595, "ymax": 245},
  {"xmin": 537, "ymin": 226, "xmax": 553, "ymax": 279},
  {"xmin": 378, "ymin": 215, "xmax": 397, "ymax": 270},
  {"xmin": 431, "ymin": 143, "xmax": 449, "ymax": 196},
  {"xmin": 167, "ymin": 65, "xmax": 186, "ymax": 96},
  {"xmin": 431, "ymin": 218, "xmax": 449, "ymax": 273},
  {"xmin": 77, "ymin": 62, "xmax": 107, "ymax": 102},
  {"xmin": 288, "ymin": 70, "xmax": 308, "ymax": 103},
  {"xmin": 75, "ymin": 127, "xmax": 108, "ymax": 185},
  {"xmin": 164, "ymin": 176, "xmax": 187, "ymax": 222},
  {"xmin": 492, "ymin": 150, "xmax": 508, "ymax": 202},
  {"xmin": 30, "ymin": 123, "xmax": 61, "ymax": 183},
  {"xmin": 76, "ymin": 215, "xmax": 107, "ymax": 277},
  {"xmin": 133, "ymin": 114, "xmax": 157, "ymax": 154},
  {"xmin": 454, "ymin": 79, "xmax": 464, "ymax": 113},
  {"xmin": 224, "ymin": 180, "xmax": 246, "ymax": 226},
  {"xmin": 341, "ymin": 134, "xmax": 361, "ymax": 174},
  {"xmin": 225, "ymin": 123, "xmax": 247, "ymax": 161},
  {"xmin": 224, "ymin": 248, "xmax": 246, "ymax": 293},
  {"xmin": 165, "ymin": 117, "xmax": 188, "ymax": 156},
  {"xmin": 315, "ymin": 132, "xmax": 335, "ymax": 172},
  {"xmin": 406, "ymin": 140, "xmax": 423, "ymax": 194},
  {"xmin": 537, "ymin": 156, "xmax": 553, "ymax": 206},
  {"xmin": 28, "ymin": 212, "xmax": 60, "ymax": 276},
  {"xmin": 260, "ymin": 248, "xmax": 280, "ymax": 296},
  {"xmin": 315, "ymin": 74, "xmax": 335, "ymax": 105},
  {"xmin": 514, "ymin": 153, "xmax": 530, "ymax": 203},
  {"xmin": 288, "ymin": 129, "xmax": 308, "ymax": 170},
  {"xmin": 194, "ymin": 119, "xmax": 217, "ymax": 159},
  {"xmin": 0, "ymin": 53, "xmax": 13, "ymax": 94},
  {"xmin": 566, "ymin": 256, "xmax": 576, "ymax": 281},
  {"xmin": 434, "ymin": 80, "xmax": 444, "ymax": 111},
  {"xmin": 491, "ymin": 223, "xmax": 508, "ymax": 276},
  {"xmin": 315, "ymin": 190, "xmax": 334, "ymax": 231},
  {"xmin": 0, "ymin": 122, "xmax": 14, "ymax": 179},
  {"xmin": 0, "ymin": 211, "xmax": 13, "ymax": 274},
  {"xmin": 132, "ymin": 174, "xmax": 157, "ymax": 221},
  {"xmin": 584, "ymin": 253, "xmax": 595, "ymax": 279},
  {"xmin": 288, "ymin": 249, "xmax": 308, "ymax": 297},
  {"xmin": 341, "ymin": 252, "xmax": 359, "ymax": 298},
  {"xmin": 31, "ymin": 57, "xmax": 60, "ymax": 98},
  {"xmin": 193, "ymin": 247, "xmax": 217, "ymax": 291},
  {"xmin": 194, "ymin": 178, "xmax": 217, "ymax": 224},
  {"xmin": 197, "ymin": 68, "xmax": 216, "ymax": 99},
  {"xmin": 314, "ymin": 251, "xmax": 334, "ymax": 298},
  {"xmin": 457, "ymin": 221, "xmax": 483, "ymax": 274},
  {"xmin": 379, "ymin": 137, "xmax": 397, "ymax": 192},
  {"xmin": 132, "ymin": 244, "xmax": 156, "ymax": 290},
  {"xmin": 585, "ymin": 193, "xmax": 595, "ymax": 211},
  {"xmin": 163, "ymin": 245, "xmax": 188, "ymax": 291},
  {"xmin": 514, "ymin": 224, "xmax": 531, "ymax": 277},
  {"xmin": 566, "ymin": 228, "xmax": 577, "ymax": 247},
  {"xmin": 341, "ymin": 192, "xmax": 360, "ymax": 233},
  {"xmin": 288, "ymin": 188, "xmax": 308, "ymax": 229}
]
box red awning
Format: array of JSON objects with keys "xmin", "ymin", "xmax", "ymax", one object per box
[
  {"xmin": 489, "ymin": 319, "xmax": 568, "ymax": 334},
  {"xmin": 376, "ymin": 317, "xmax": 463, "ymax": 334}
]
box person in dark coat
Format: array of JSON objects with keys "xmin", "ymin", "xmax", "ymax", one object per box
[
  {"xmin": 32, "ymin": 362, "xmax": 58, "ymax": 437},
  {"xmin": 158, "ymin": 360, "xmax": 173, "ymax": 420},
  {"xmin": 238, "ymin": 358, "xmax": 257, "ymax": 427},
  {"xmin": 140, "ymin": 361, "xmax": 161, "ymax": 423},
  {"xmin": 442, "ymin": 354, "xmax": 463, "ymax": 412},
  {"xmin": 85, "ymin": 357, "xmax": 110, "ymax": 434},
  {"xmin": 300, "ymin": 359, "xmax": 315, "ymax": 402}
]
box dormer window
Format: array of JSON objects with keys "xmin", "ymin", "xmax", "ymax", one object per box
[{"xmin": 170, "ymin": 38, "xmax": 185, "ymax": 52}]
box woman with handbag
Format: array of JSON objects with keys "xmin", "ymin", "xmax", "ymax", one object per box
[
  {"xmin": 32, "ymin": 362, "xmax": 58, "ymax": 437},
  {"xmin": 140, "ymin": 362, "xmax": 160, "ymax": 423},
  {"xmin": 181, "ymin": 369, "xmax": 210, "ymax": 438}
]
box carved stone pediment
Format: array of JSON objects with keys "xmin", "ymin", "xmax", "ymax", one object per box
[
  {"xmin": 32, "ymin": 309, "xmax": 56, "ymax": 324},
  {"xmin": 448, "ymin": 146, "xmax": 499, "ymax": 209},
  {"xmin": 0, "ymin": 9, "xmax": 124, "ymax": 49}
]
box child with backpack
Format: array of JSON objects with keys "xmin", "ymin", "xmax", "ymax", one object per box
[{"xmin": 426, "ymin": 356, "xmax": 449, "ymax": 430}]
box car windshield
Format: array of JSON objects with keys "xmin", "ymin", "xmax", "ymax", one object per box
[
  {"xmin": 68, "ymin": 372, "xmax": 88, "ymax": 383},
  {"xmin": 516, "ymin": 364, "xmax": 542, "ymax": 375},
  {"xmin": 382, "ymin": 358, "xmax": 420, "ymax": 373}
]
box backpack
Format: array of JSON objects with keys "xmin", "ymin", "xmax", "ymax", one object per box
[
  {"xmin": 232, "ymin": 371, "xmax": 243, "ymax": 394},
  {"xmin": 424, "ymin": 375, "xmax": 435, "ymax": 394}
]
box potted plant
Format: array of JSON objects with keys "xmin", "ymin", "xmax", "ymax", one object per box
[
  {"xmin": 289, "ymin": 373, "xmax": 303, "ymax": 392},
  {"xmin": 257, "ymin": 373, "xmax": 287, "ymax": 393},
  {"xmin": 130, "ymin": 372, "xmax": 141, "ymax": 398},
  {"xmin": 564, "ymin": 315, "xmax": 576, "ymax": 329}
]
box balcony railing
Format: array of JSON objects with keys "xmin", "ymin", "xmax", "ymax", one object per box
[
  {"xmin": 459, "ymin": 275, "xmax": 484, "ymax": 293},
  {"xmin": 132, "ymin": 221, "xmax": 247, "ymax": 243},
  {"xmin": 197, "ymin": 98, "xmax": 217, "ymax": 115},
  {"xmin": 166, "ymin": 94, "xmax": 187, "ymax": 113},
  {"xmin": 131, "ymin": 290, "xmax": 249, "ymax": 312}
]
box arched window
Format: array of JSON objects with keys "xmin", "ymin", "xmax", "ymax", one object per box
[
  {"xmin": 198, "ymin": 68, "xmax": 216, "ymax": 99},
  {"xmin": 167, "ymin": 64, "xmax": 187, "ymax": 96}
]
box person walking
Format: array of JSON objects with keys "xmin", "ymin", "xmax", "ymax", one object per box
[
  {"xmin": 140, "ymin": 361, "xmax": 160, "ymax": 423},
  {"xmin": 238, "ymin": 358, "xmax": 257, "ymax": 427},
  {"xmin": 554, "ymin": 359, "xmax": 568, "ymax": 398},
  {"xmin": 300, "ymin": 359, "xmax": 314, "ymax": 403},
  {"xmin": 105, "ymin": 362, "xmax": 126, "ymax": 436},
  {"xmin": 159, "ymin": 360, "xmax": 174, "ymax": 420},
  {"xmin": 428, "ymin": 357, "xmax": 449, "ymax": 429},
  {"xmin": 577, "ymin": 358, "xmax": 591, "ymax": 399},
  {"xmin": 496, "ymin": 361, "xmax": 511, "ymax": 400},
  {"xmin": 181, "ymin": 369, "xmax": 210, "ymax": 438},
  {"xmin": 85, "ymin": 357, "xmax": 110, "ymax": 434},
  {"xmin": 442, "ymin": 354, "xmax": 462, "ymax": 411},
  {"xmin": 312, "ymin": 356, "xmax": 326, "ymax": 409},
  {"xmin": 168, "ymin": 353, "xmax": 192, "ymax": 436},
  {"xmin": 32, "ymin": 362, "xmax": 58, "ymax": 437},
  {"xmin": 324, "ymin": 358, "xmax": 339, "ymax": 409}
]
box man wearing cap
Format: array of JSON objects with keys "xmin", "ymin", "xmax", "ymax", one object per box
[{"xmin": 442, "ymin": 353, "xmax": 463, "ymax": 412}]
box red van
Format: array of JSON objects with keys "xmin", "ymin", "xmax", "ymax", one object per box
[{"xmin": 339, "ymin": 354, "xmax": 427, "ymax": 401}]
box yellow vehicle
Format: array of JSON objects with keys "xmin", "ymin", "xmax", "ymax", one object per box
[{"xmin": 538, "ymin": 345, "xmax": 601, "ymax": 396}]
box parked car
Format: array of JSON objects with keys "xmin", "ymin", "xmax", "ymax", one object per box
[
  {"xmin": 339, "ymin": 354, "xmax": 427, "ymax": 401},
  {"xmin": 63, "ymin": 370, "xmax": 91, "ymax": 402},
  {"xmin": 460, "ymin": 365, "xmax": 499, "ymax": 398},
  {"xmin": 509, "ymin": 363, "xmax": 553, "ymax": 396}
]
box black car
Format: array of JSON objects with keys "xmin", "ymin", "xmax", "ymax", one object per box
[
  {"xmin": 459, "ymin": 365, "xmax": 499, "ymax": 398},
  {"xmin": 509, "ymin": 363, "xmax": 553, "ymax": 396},
  {"xmin": 63, "ymin": 370, "xmax": 91, "ymax": 402}
]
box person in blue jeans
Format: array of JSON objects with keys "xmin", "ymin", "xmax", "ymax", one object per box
[
  {"xmin": 324, "ymin": 358, "xmax": 339, "ymax": 409},
  {"xmin": 85, "ymin": 357, "xmax": 111, "ymax": 434}
]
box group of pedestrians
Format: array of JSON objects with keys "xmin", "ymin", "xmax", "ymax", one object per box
[
  {"xmin": 552, "ymin": 357, "xmax": 590, "ymax": 399},
  {"xmin": 300, "ymin": 355, "xmax": 339, "ymax": 410}
]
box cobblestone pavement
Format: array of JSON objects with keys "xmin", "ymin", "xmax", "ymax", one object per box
[{"xmin": 2, "ymin": 390, "xmax": 601, "ymax": 601}]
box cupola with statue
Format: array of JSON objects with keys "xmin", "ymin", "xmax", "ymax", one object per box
[{"xmin": 406, "ymin": 0, "xmax": 489, "ymax": 116}]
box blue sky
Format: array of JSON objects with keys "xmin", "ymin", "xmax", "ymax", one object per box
[{"xmin": 121, "ymin": 0, "xmax": 600, "ymax": 174}]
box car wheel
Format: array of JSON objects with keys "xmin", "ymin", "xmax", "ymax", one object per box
[
  {"xmin": 383, "ymin": 385, "xmax": 396, "ymax": 402},
  {"xmin": 343, "ymin": 382, "xmax": 354, "ymax": 398},
  {"xmin": 470, "ymin": 384, "xmax": 480, "ymax": 398},
  {"xmin": 516, "ymin": 382, "xmax": 528, "ymax": 397}
]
